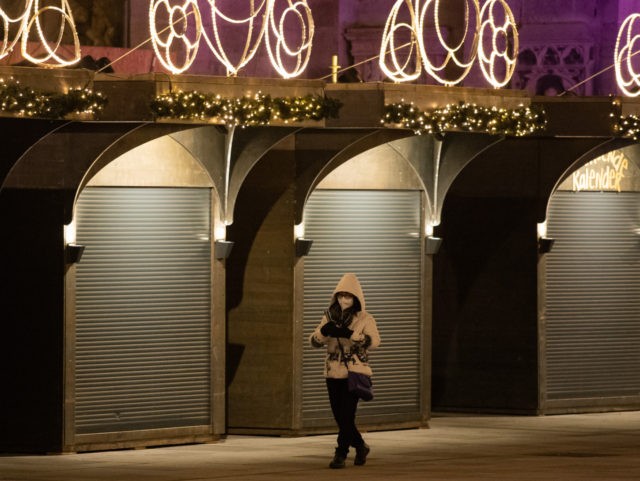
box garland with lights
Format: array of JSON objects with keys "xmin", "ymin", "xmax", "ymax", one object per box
[
  {"xmin": 611, "ymin": 105, "xmax": 640, "ymax": 140},
  {"xmin": 383, "ymin": 101, "xmax": 547, "ymax": 136},
  {"xmin": 150, "ymin": 91, "xmax": 342, "ymax": 126},
  {"xmin": 0, "ymin": 78, "xmax": 107, "ymax": 119}
]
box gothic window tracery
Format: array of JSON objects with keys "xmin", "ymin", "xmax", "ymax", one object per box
[
  {"xmin": 542, "ymin": 47, "xmax": 560, "ymax": 65},
  {"xmin": 514, "ymin": 42, "xmax": 594, "ymax": 96}
]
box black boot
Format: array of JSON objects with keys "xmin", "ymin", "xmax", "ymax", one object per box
[
  {"xmin": 329, "ymin": 453, "xmax": 346, "ymax": 469},
  {"xmin": 354, "ymin": 443, "xmax": 370, "ymax": 466}
]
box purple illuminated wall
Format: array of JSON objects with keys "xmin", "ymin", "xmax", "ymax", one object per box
[{"xmin": 94, "ymin": 1, "xmax": 640, "ymax": 95}]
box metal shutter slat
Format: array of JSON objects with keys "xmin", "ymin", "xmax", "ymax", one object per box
[
  {"xmin": 546, "ymin": 191, "xmax": 640, "ymax": 400},
  {"xmin": 75, "ymin": 187, "xmax": 212, "ymax": 434},
  {"xmin": 302, "ymin": 190, "xmax": 422, "ymax": 421}
]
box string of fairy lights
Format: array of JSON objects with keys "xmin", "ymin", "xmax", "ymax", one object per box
[
  {"xmin": 5, "ymin": 77, "xmax": 640, "ymax": 144},
  {"xmin": 614, "ymin": 114, "xmax": 640, "ymax": 140},
  {"xmin": 382, "ymin": 100, "xmax": 546, "ymax": 136},
  {"xmin": 150, "ymin": 90, "xmax": 342, "ymax": 126},
  {"xmin": 612, "ymin": 95, "xmax": 640, "ymax": 140},
  {"xmin": 0, "ymin": 74, "xmax": 552, "ymax": 138},
  {"xmin": 0, "ymin": 77, "xmax": 106, "ymax": 119}
]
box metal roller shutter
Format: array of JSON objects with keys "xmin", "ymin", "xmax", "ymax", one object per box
[
  {"xmin": 75, "ymin": 187, "xmax": 212, "ymax": 434},
  {"xmin": 302, "ymin": 190, "xmax": 422, "ymax": 422},
  {"xmin": 546, "ymin": 191, "xmax": 640, "ymax": 400}
]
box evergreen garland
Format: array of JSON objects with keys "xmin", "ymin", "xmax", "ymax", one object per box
[
  {"xmin": 0, "ymin": 77, "xmax": 107, "ymax": 119},
  {"xmin": 150, "ymin": 91, "xmax": 343, "ymax": 126},
  {"xmin": 613, "ymin": 113, "xmax": 640, "ymax": 140},
  {"xmin": 383, "ymin": 101, "xmax": 547, "ymax": 136}
]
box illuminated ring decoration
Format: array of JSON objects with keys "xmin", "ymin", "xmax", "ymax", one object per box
[
  {"xmin": 417, "ymin": 0, "xmax": 480, "ymax": 86},
  {"xmin": 477, "ymin": 0, "xmax": 518, "ymax": 88},
  {"xmin": 21, "ymin": 0, "xmax": 81, "ymax": 67},
  {"xmin": 0, "ymin": 1, "xmax": 32, "ymax": 61},
  {"xmin": 149, "ymin": 0, "xmax": 202, "ymax": 74},
  {"xmin": 379, "ymin": 0, "xmax": 422, "ymax": 82},
  {"xmin": 201, "ymin": 0, "xmax": 269, "ymax": 76},
  {"xmin": 264, "ymin": 0, "xmax": 314, "ymax": 79},
  {"xmin": 615, "ymin": 13, "xmax": 640, "ymax": 97},
  {"xmin": 1, "ymin": 0, "xmax": 80, "ymax": 67}
]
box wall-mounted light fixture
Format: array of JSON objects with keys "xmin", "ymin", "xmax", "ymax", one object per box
[
  {"xmin": 295, "ymin": 238, "xmax": 314, "ymax": 257},
  {"xmin": 214, "ymin": 240, "xmax": 234, "ymax": 260},
  {"xmin": 65, "ymin": 243, "xmax": 85, "ymax": 264},
  {"xmin": 294, "ymin": 222, "xmax": 313, "ymax": 257},
  {"xmin": 538, "ymin": 237, "xmax": 555, "ymax": 254},
  {"xmin": 537, "ymin": 220, "xmax": 554, "ymax": 254},
  {"xmin": 425, "ymin": 236, "xmax": 443, "ymax": 255}
]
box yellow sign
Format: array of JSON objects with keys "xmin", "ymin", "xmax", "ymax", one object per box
[{"xmin": 572, "ymin": 151, "xmax": 629, "ymax": 192}]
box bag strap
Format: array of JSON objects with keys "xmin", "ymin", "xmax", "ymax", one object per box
[
  {"xmin": 326, "ymin": 309, "xmax": 350, "ymax": 370},
  {"xmin": 336, "ymin": 337, "xmax": 350, "ymax": 369}
]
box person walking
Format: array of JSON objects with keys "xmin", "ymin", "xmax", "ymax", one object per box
[{"xmin": 309, "ymin": 273, "xmax": 381, "ymax": 469}]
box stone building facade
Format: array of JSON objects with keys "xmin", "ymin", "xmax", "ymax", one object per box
[{"xmin": 3, "ymin": 0, "xmax": 640, "ymax": 454}]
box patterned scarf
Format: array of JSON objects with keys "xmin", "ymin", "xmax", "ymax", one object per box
[{"xmin": 327, "ymin": 300, "xmax": 360, "ymax": 328}]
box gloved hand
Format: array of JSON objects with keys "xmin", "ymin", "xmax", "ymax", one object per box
[
  {"xmin": 320, "ymin": 322, "xmax": 338, "ymax": 337},
  {"xmin": 334, "ymin": 326, "xmax": 354, "ymax": 339}
]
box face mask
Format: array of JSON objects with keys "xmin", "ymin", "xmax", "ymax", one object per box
[{"xmin": 337, "ymin": 292, "xmax": 354, "ymax": 311}]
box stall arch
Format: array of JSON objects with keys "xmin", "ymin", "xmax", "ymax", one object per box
[
  {"xmin": 66, "ymin": 128, "xmax": 233, "ymax": 451},
  {"xmin": 541, "ymin": 143, "xmax": 640, "ymax": 413},
  {"xmin": 300, "ymin": 137, "xmax": 429, "ymax": 430}
]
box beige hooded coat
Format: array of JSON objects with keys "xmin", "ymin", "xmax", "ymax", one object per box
[{"xmin": 309, "ymin": 273, "xmax": 381, "ymax": 379}]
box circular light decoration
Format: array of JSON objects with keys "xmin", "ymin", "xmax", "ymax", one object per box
[
  {"xmin": 0, "ymin": 2, "xmax": 31, "ymax": 61},
  {"xmin": 200, "ymin": 0, "xmax": 269, "ymax": 76},
  {"xmin": 21, "ymin": 0, "xmax": 81, "ymax": 67},
  {"xmin": 0, "ymin": 0, "xmax": 81, "ymax": 67},
  {"xmin": 417, "ymin": 0, "xmax": 480, "ymax": 86},
  {"xmin": 615, "ymin": 13, "xmax": 640, "ymax": 97},
  {"xmin": 477, "ymin": 0, "xmax": 518, "ymax": 88},
  {"xmin": 379, "ymin": 0, "xmax": 422, "ymax": 82},
  {"xmin": 264, "ymin": 0, "xmax": 314, "ymax": 79},
  {"xmin": 150, "ymin": 0, "xmax": 202, "ymax": 74}
]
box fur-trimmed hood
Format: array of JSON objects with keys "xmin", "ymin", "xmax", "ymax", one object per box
[{"xmin": 331, "ymin": 273, "xmax": 366, "ymax": 311}]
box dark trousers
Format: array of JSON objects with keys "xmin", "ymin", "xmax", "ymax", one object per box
[{"xmin": 326, "ymin": 378, "xmax": 364, "ymax": 456}]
